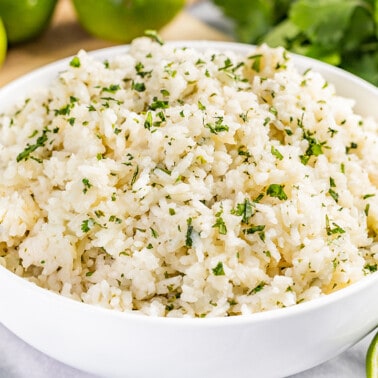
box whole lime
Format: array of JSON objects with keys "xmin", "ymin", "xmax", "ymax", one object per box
[
  {"xmin": 0, "ymin": 0, "xmax": 58, "ymax": 45},
  {"xmin": 0, "ymin": 18, "xmax": 7, "ymax": 66},
  {"xmin": 72, "ymin": 0, "xmax": 185, "ymax": 43},
  {"xmin": 367, "ymin": 331, "xmax": 378, "ymax": 378}
]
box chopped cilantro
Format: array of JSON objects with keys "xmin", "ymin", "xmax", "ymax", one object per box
[
  {"xmin": 81, "ymin": 218, "xmax": 96, "ymax": 233},
  {"xmin": 69, "ymin": 56, "xmax": 81, "ymax": 68},
  {"xmin": 16, "ymin": 129, "xmax": 49, "ymax": 162},
  {"xmin": 205, "ymin": 117, "xmax": 229, "ymax": 134},
  {"xmin": 82, "ymin": 178, "xmax": 92, "ymax": 194},
  {"xmin": 144, "ymin": 30, "xmax": 164, "ymax": 45},
  {"xmin": 213, "ymin": 213, "xmax": 227, "ymax": 235},
  {"xmin": 249, "ymin": 281, "xmax": 266, "ymax": 295},
  {"xmin": 271, "ymin": 145, "xmax": 283, "ymax": 160},
  {"xmin": 244, "ymin": 225, "xmax": 265, "ymax": 234},
  {"xmin": 328, "ymin": 188, "xmax": 339, "ymax": 203},
  {"xmin": 267, "ymin": 184, "xmax": 288, "ymax": 200},
  {"xmin": 212, "ymin": 261, "xmax": 225, "ymax": 276},
  {"xmin": 231, "ymin": 198, "xmax": 254, "ymax": 223},
  {"xmin": 185, "ymin": 218, "xmax": 194, "ymax": 247},
  {"xmin": 132, "ymin": 82, "xmax": 146, "ymax": 92}
]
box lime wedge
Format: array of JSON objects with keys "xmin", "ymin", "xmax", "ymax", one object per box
[{"xmin": 367, "ymin": 330, "xmax": 378, "ymax": 378}]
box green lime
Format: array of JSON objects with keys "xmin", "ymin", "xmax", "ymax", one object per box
[
  {"xmin": 367, "ymin": 330, "xmax": 378, "ymax": 378},
  {"xmin": 72, "ymin": 0, "xmax": 185, "ymax": 43},
  {"xmin": 0, "ymin": 0, "xmax": 58, "ymax": 45},
  {"xmin": 0, "ymin": 18, "xmax": 7, "ymax": 66}
]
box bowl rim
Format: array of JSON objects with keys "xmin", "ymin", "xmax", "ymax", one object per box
[
  {"xmin": 1, "ymin": 262, "xmax": 377, "ymax": 326},
  {"xmin": 0, "ymin": 40, "xmax": 378, "ymax": 326}
]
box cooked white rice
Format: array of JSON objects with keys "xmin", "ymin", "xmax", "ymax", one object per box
[{"xmin": 0, "ymin": 37, "xmax": 377, "ymax": 317}]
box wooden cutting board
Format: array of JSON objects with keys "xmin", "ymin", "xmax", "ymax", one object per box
[{"xmin": 0, "ymin": 0, "xmax": 231, "ymax": 87}]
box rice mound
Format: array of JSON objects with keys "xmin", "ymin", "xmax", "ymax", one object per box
[{"xmin": 0, "ymin": 37, "xmax": 377, "ymax": 317}]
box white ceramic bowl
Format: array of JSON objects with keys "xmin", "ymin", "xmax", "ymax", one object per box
[{"xmin": 0, "ymin": 42, "xmax": 377, "ymax": 378}]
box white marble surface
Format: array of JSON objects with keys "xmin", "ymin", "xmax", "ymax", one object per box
[{"xmin": 0, "ymin": 2, "xmax": 376, "ymax": 377}]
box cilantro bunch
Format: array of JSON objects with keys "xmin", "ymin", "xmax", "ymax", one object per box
[{"xmin": 213, "ymin": 0, "xmax": 378, "ymax": 85}]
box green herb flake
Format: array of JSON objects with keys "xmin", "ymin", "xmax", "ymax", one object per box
[
  {"xmin": 102, "ymin": 84, "xmax": 121, "ymax": 94},
  {"xmin": 144, "ymin": 111, "xmax": 153, "ymax": 130},
  {"xmin": 271, "ymin": 145, "xmax": 283, "ymax": 160},
  {"xmin": 248, "ymin": 54, "xmax": 262, "ymax": 72},
  {"xmin": 325, "ymin": 216, "xmax": 345, "ymax": 236},
  {"xmin": 81, "ymin": 218, "xmax": 96, "ymax": 233},
  {"xmin": 132, "ymin": 82, "xmax": 146, "ymax": 92},
  {"xmin": 131, "ymin": 165, "xmax": 139, "ymax": 186},
  {"xmin": 244, "ymin": 225, "xmax": 265, "ymax": 235},
  {"xmin": 69, "ymin": 56, "xmax": 81, "ymax": 68},
  {"xmin": 55, "ymin": 104, "xmax": 71, "ymax": 116},
  {"xmin": 266, "ymin": 184, "xmax": 288, "ymax": 200},
  {"xmin": 169, "ymin": 208, "xmax": 176, "ymax": 216},
  {"xmin": 149, "ymin": 97, "xmax": 169, "ymax": 111},
  {"xmin": 249, "ymin": 281, "xmax": 266, "ymax": 295},
  {"xmin": 198, "ymin": 101, "xmax": 206, "ymax": 111},
  {"xmin": 94, "ymin": 210, "xmax": 105, "ymax": 218},
  {"xmin": 363, "ymin": 194, "xmax": 375, "ymax": 200},
  {"xmin": 150, "ymin": 227, "xmax": 159, "ymax": 238},
  {"xmin": 328, "ymin": 188, "xmax": 339, "ymax": 203},
  {"xmin": 205, "ymin": 116, "xmax": 229, "ymax": 134},
  {"xmin": 160, "ymin": 89, "xmax": 170, "ymax": 97},
  {"xmin": 82, "ymin": 178, "xmax": 92, "ymax": 194},
  {"xmin": 231, "ymin": 198, "xmax": 254, "ymax": 224},
  {"xmin": 212, "ymin": 261, "xmax": 225, "ymax": 276},
  {"xmin": 185, "ymin": 218, "xmax": 194, "ymax": 247},
  {"xmin": 144, "ymin": 30, "xmax": 164, "ymax": 45},
  {"xmin": 364, "ymin": 203, "xmax": 370, "ymax": 216},
  {"xmin": 16, "ymin": 129, "xmax": 49, "ymax": 162},
  {"xmin": 346, "ymin": 142, "xmax": 358, "ymax": 154},
  {"xmin": 213, "ymin": 213, "xmax": 227, "ymax": 235},
  {"xmin": 364, "ymin": 263, "xmax": 377, "ymax": 273}
]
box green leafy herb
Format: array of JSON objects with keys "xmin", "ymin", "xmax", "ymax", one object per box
[
  {"xmin": 231, "ymin": 198, "xmax": 254, "ymax": 223},
  {"xmin": 326, "ymin": 215, "xmax": 345, "ymax": 236},
  {"xmin": 267, "ymin": 184, "xmax": 288, "ymax": 200},
  {"xmin": 212, "ymin": 261, "xmax": 225, "ymax": 276},
  {"xmin": 249, "ymin": 54, "xmax": 262, "ymax": 72},
  {"xmin": 328, "ymin": 188, "xmax": 339, "ymax": 203},
  {"xmin": 213, "ymin": 213, "xmax": 227, "ymax": 235},
  {"xmin": 186, "ymin": 218, "xmax": 194, "ymax": 247},
  {"xmin": 131, "ymin": 165, "xmax": 139, "ymax": 185},
  {"xmin": 132, "ymin": 82, "xmax": 146, "ymax": 92},
  {"xmin": 249, "ymin": 281, "xmax": 266, "ymax": 295},
  {"xmin": 144, "ymin": 30, "xmax": 164, "ymax": 45},
  {"xmin": 69, "ymin": 56, "xmax": 81, "ymax": 68},
  {"xmin": 144, "ymin": 111, "xmax": 153, "ymax": 130},
  {"xmin": 16, "ymin": 129, "xmax": 49, "ymax": 162},
  {"xmin": 169, "ymin": 208, "xmax": 176, "ymax": 216},
  {"xmin": 244, "ymin": 225, "xmax": 265, "ymax": 234},
  {"xmin": 213, "ymin": 0, "xmax": 378, "ymax": 85},
  {"xmin": 205, "ymin": 117, "xmax": 229, "ymax": 134},
  {"xmin": 364, "ymin": 263, "xmax": 377, "ymax": 273},
  {"xmin": 149, "ymin": 97, "xmax": 169, "ymax": 110},
  {"xmin": 81, "ymin": 218, "xmax": 96, "ymax": 233},
  {"xmin": 150, "ymin": 227, "xmax": 159, "ymax": 238},
  {"xmin": 102, "ymin": 84, "xmax": 121, "ymax": 94},
  {"xmin": 82, "ymin": 178, "xmax": 92, "ymax": 194},
  {"xmin": 271, "ymin": 145, "xmax": 283, "ymax": 160}
]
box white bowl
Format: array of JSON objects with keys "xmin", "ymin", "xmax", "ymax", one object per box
[{"xmin": 0, "ymin": 42, "xmax": 377, "ymax": 378}]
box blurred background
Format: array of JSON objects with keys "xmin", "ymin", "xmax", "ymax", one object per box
[{"xmin": 2, "ymin": 0, "xmax": 378, "ymax": 86}]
